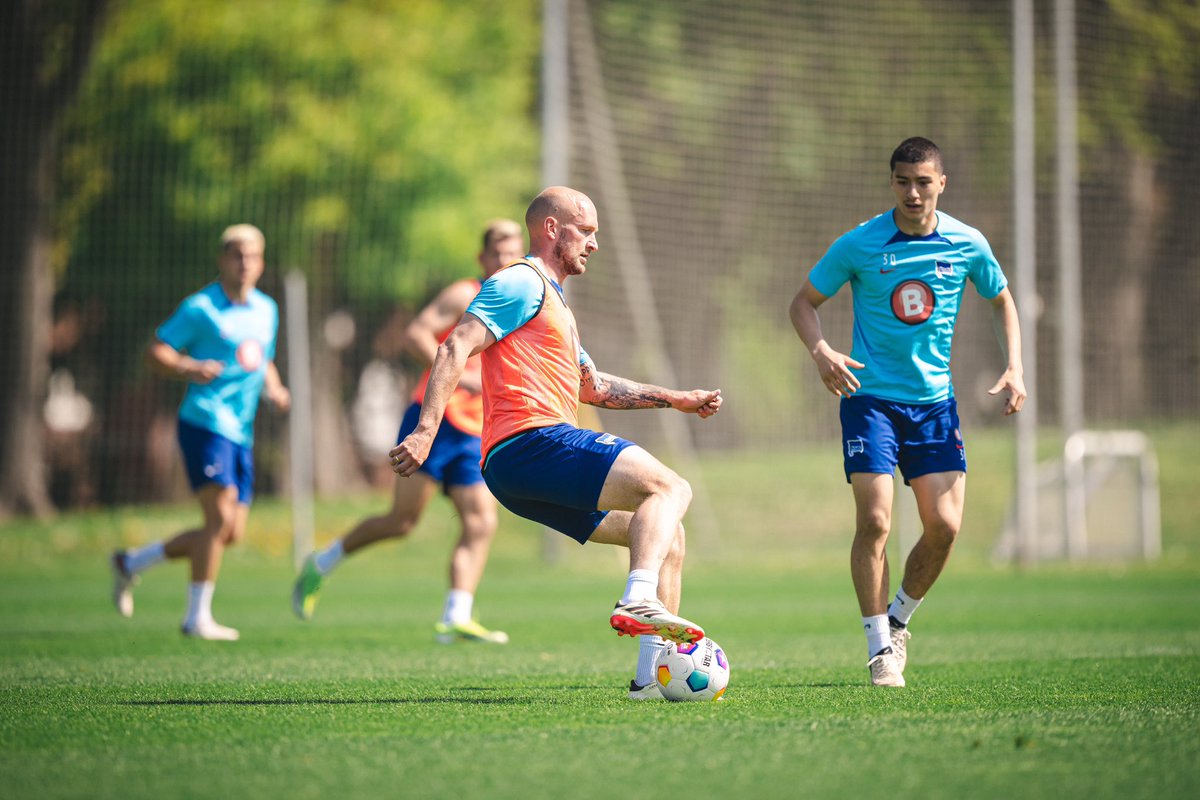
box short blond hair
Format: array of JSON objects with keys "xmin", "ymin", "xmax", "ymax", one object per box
[
  {"xmin": 481, "ymin": 218, "xmax": 522, "ymax": 251},
  {"xmin": 220, "ymin": 224, "xmax": 265, "ymax": 251}
]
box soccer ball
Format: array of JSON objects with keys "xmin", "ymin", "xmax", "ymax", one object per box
[{"xmin": 655, "ymin": 637, "xmax": 730, "ymax": 702}]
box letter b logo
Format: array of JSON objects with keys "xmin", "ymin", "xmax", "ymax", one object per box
[{"xmin": 891, "ymin": 280, "xmax": 935, "ymax": 324}]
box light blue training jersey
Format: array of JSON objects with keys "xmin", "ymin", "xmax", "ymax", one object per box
[
  {"xmin": 155, "ymin": 282, "xmax": 279, "ymax": 447},
  {"xmin": 466, "ymin": 260, "xmax": 592, "ymax": 366},
  {"xmin": 808, "ymin": 210, "xmax": 1007, "ymax": 404}
]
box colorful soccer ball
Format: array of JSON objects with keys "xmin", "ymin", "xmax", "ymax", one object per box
[{"xmin": 655, "ymin": 637, "xmax": 730, "ymax": 702}]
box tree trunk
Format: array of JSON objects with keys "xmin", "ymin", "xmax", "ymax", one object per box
[
  {"xmin": 0, "ymin": 0, "xmax": 108, "ymax": 517},
  {"xmin": 0, "ymin": 142, "xmax": 55, "ymax": 518}
]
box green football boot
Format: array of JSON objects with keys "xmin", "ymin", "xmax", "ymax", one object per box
[
  {"xmin": 291, "ymin": 554, "xmax": 324, "ymax": 621},
  {"xmin": 434, "ymin": 619, "xmax": 510, "ymax": 644}
]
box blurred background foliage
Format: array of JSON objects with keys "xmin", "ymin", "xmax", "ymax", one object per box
[
  {"xmin": 1, "ymin": 0, "xmax": 1197, "ymax": 515},
  {"xmin": 56, "ymin": 0, "xmax": 540, "ymax": 379}
]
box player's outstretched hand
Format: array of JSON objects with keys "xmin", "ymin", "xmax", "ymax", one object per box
[
  {"xmin": 390, "ymin": 431, "xmax": 434, "ymax": 477},
  {"xmin": 677, "ymin": 389, "xmax": 723, "ymax": 419},
  {"xmin": 987, "ymin": 367, "xmax": 1027, "ymax": 416}
]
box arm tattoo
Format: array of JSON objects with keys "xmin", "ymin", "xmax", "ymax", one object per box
[{"xmin": 581, "ymin": 365, "xmax": 672, "ymax": 410}]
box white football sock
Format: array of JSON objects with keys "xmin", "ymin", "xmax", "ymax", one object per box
[
  {"xmin": 863, "ymin": 614, "xmax": 890, "ymax": 658},
  {"xmin": 185, "ymin": 581, "xmax": 215, "ymax": 627},
  {"xmin": 888, "ymin": 586, "xmax": 923, "ymax": 626},
  {"xmin": 313, "ymin": 540, "xmax": 345, "ymax": 575},
  {"xmin": 636, "ymin": 634, "xmax": 668, "ymax": 687},
  {"xmin": 443, "ymin": 589, "xmax": 474, "ymax": 625},
  {"xmin": 621, "ymin": 569, "xmax": 658, "ymax": 604},
  {"xmin": 125, "ymin": 541, "xmax": 165, "ymax": 575}
]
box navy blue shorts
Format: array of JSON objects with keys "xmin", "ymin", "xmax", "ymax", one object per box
[
  {"xmin": 839, "ymin": 395, "xmax": 966, "ymax": 485},
  {"xmin": 398, "ymin": 402, "xmax": 485, "ymax": 491},
  {"xmin": 482, "ymin": 424, "xmax": 635, "ymax": 544},
  {"xmin": 177, "ymin": 419, "xmax": 254, "ymax": 503}
]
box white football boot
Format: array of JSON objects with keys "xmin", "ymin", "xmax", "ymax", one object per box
[
  {"xmin": 628, "ymin": 642, "xmax": 676, "ymax": 700},
  {"xmin": 889, "ymin": 622, "xmax": 911, "ymax": 674},
  {"xmin": 867, "ymin": 649, "xmax": 905, "ymax": 687},
  {"xmin": 110, "ymin": 551, "xmax": 136, "ymax": 618},
  {"xmin": 627, "ymin": 679, "xmax": 664, "ymax": 700},
  {"xmin": 609, "ymin": 599, "xmax": 704, "ymax": 645},
  {"xmin": 181, "ymin": 619, "xmax": 240, "ymax": 641}
]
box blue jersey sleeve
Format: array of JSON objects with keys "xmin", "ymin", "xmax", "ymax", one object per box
[
  {"xmin": 465, "ymin": 264, "xmax": 546, "ymax": 341},
  {"xmin": 155, "ymin": 296, "xmax": 203, "ymax": 352},
  {"xmin": 807, "ymin": 230, "xmax": 857, "ymax": 298},
  {"xmin": 965, "ymin": 231, "xmax": 1007, "ymax": 299}
]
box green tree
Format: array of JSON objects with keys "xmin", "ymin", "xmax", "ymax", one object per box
[
  {"xmin": 0, "ymin": 0, "xmax": 109, "ymax": 517},
  {"xmin": 1077, "ymin": 0, "xmax": 1200, "ymax": 417},
  {"xmin": 52, "ymin": 0, "xmax": 540, "ymax": 501}
]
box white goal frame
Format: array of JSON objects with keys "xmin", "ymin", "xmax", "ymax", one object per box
[
  {"xmin": 1062, "ymin": 429, "xmax": 1161, "ymax": 561},
  {"xmin": 995, "ymin": 428, "xmax": 1161, "ymax": 563}
]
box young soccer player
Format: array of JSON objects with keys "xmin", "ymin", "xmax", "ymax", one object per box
[
  {"xmin": 790, "ymin": 137, "xmax": 1026, "ymax": 686},
  {"xmin": 110, "ymin": 224, "xmax": 290, "ymax": 640}
]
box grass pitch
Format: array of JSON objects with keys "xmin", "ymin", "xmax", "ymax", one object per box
[
  {"xmin": 2, "ymin": 426, "xmax": 1198, "ymax": 799},
  {"xmin": 1, "ymin": 544, "xmax": 1197, "ymax": 798}
]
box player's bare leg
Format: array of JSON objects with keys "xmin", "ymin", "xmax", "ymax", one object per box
[
  {"xmin": 594, "ymin": 513, "xmax": 686, "ymax": 615},
  {"xmin": 593, "ymin": 447, "xmax": 703, "ymax": 645},
  {"xmin": 885, "ymin": 471, "xmax": 965, "ymax": 672},
  {"xmin": 849, "ymin": 473, "xmax": 894, "ymax": 617},
  {"xmin": 436, "ymin": 482, "xmax": 506, "ymax": 643},
  {"xmin": 900, "ymin": 471, "xmax": 965, "ymax": 599},
  {"xmin": 293, "ymin": 474, "xmax": 435, "ymax": 620},
  {"xmin": 344, "ymin": 473, "xmax": 437, "ymax": 553},
  {"xmin": 850, "ymin": 472, "xmax": 904, "ymax": 686},
  {"xmin": 161, "ymin": 484, "xmax": 245, "ymax": 640},
  {"xmin": 597, "ymin": 446, "xmax": 692, "ymax": 576},
  {"xmin": 592, "ymin": 511, "xmax": 688, "ymax": 698},
  {"xmin": 163, "ymin": 484, "xmax": 243, "ymax": 581},
  {"xmin": 110, "ymin": 484, "xmax": 240, "ymax": 622},
  {"xmin": 655, "ymin": 523, "xmax": 685, "ymax": 615},
  {"xmin": 445, "ymin": 483, "xmax": 499, "ymax": 596},
  {"xmin": 640, "ymin": 522, "xmax": 686, "ymax": 697}
]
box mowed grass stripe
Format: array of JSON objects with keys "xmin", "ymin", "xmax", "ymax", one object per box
[{"xmin": 0, "ymin": 549, "xmax": 1197, "ymax": 800}]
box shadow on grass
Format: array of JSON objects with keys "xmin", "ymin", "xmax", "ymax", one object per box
[
  {"xmin": 120, "ymin": 688, "xmax": 528, "ymax": 706},
  {"xmin": 801, "ymin": 682, "xmax": 868, "ymax": 688},
  {"xmin": 120, "ymin": 697, "xmax": 520, "ymax": 706}
]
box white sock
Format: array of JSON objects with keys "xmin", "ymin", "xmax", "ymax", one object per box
[
  {"xmin": 620, "ymin": 569, "xmax": 659, "ymax": 604},
  {"xmin": 636, "ymin": 635, "xmax": 668, "ymax": 687},
  {"xmin": 443, "ymin": 589, "xmax": 474, "ymax": 625},
  {"xmin": 313, "ymin": 540, "xmax": 345, "ymax": 575},
  {"xmin": 888, "ymin": 586, "xmax": 923, "ymax": 627},
  {"xmin": 185, "ymin": 581, "xmax": 215, "ymax": 627},
  {"xmin": 125, "ymin": 541, "xmax": 165, "ymax": 575},
  {"xmin": 863, "ymin": 614, "xmax": 890, "ymax": 658}
]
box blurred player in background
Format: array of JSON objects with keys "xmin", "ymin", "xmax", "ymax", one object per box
[
  {"xmin": 390, "ymin": 187, "xmax": 723, "ymax": 699},
  {"xmin": 110, "ymin": 224, "xmax": 290, "ymax": 641},
  {"xmin": 292, "ymin": 220, "xmax": 525, "ymax": 644},
  {"xmin": 790, "ymin": 137, "xmax": 1026, "ymax": 686}
]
